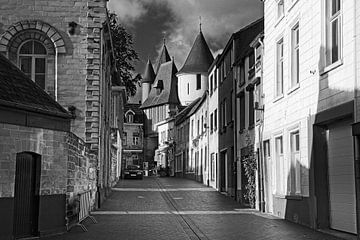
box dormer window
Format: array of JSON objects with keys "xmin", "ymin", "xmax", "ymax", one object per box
[
  {"xmin": 155, "ymin": 80, "xmax": 164, "ymax": 95},
  {"xmin": 125, "ymin": 110, "xmax": 135, "ymax": 123}
]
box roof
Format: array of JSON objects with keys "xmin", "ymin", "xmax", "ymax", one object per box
[
  {"xmin": 154, "ymin": 43, "xmax": 171, "ymax": 74},
  {"xmin": 0, "ymin": 53, "xmax": 71, "ymax": 118},
  {"xmin": 175, "ymin": 97, "xmax": 201, "ymax": 125},
  {"xmin": 142, "ymin": 59, "xmax": 156, "ymax": 84},
  {"xmin": 140, "ymin": 60, "xmax": 180, "ymax": 109},
  {"xmin": 177, "ymin": 31, "xmax": 214, "ymax": 75},
  {"xmin": 220, "ymin": 18, "xmax": 263, "ymax": 65},
  {"xmin": 124, "ymin": 103, "xmax": 144, "ymax": 124}
]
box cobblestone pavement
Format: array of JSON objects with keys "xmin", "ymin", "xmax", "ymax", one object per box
[{"xmin": 44, "ymin": 177, "xmax": 344, "ymax": 240}]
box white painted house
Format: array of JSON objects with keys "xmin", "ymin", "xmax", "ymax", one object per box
[
  {"xmin": 207, "ymin": 56, "xmax": 220, "ymax": 190},
  {"xmin": 263, "ymin": 0, "xmax": 358, "ymax": 234}
]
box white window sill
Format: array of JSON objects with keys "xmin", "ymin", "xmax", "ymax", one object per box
[
  {"xmin": 287, "ymin": 83, "xmax": 300, "ymax": 95},
  {"xmin": 320, "ymin": 59, "xmax": 343, "ymax": 75},
  {"xmin": 274, "ymin": 15, "xmax": 285, "ymax": 28},
  {"xmin": 273, "ymin": 94, "xmax": 284, "ymax": 103},
  {"xmin": 287, "ymin": 0, "xmax": 299, "ymax": 12}
]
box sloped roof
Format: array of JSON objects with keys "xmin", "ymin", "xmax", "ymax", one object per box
[
  {"xmin": 175, "ymin": 97, "xmax": 201, "ymax": 125},
  {"xmin": 0, "ymin": 53, "xmax": 71, "ymax": 118},
  {"xmin": 140, "ymin": 60, "xmax": 180, "ymax": 109},
  {"xmin": 177, "ymin": 31, "xmax": 214, "ymax": 75},
  {"xmin": 154, "ymin": 43, "xmax": 171, "ymax": 74},
  {"xmin": 142, "ymin": 59, "xmax": 156, "ymax": 84},
  {"xmin": 233, "ymin": 18, "xmax": 264, "ymax": 63}
]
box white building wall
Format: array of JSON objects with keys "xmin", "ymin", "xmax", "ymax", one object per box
[
  {"xmin": 208, "ymin": 66, "xmax": 219, "ymax": 190},
  {"xmin": 263, "ymin": 0, "xmax": 356, "ymax": 220},
  {"xmin": 178, "ymin": 73, "xmax": 208, "ymax": 106}
]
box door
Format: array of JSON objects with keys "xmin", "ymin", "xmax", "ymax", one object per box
[
  {"xmin": 220, "ymin": 150, "xmax": 226, "ymax": 192},
  {"xmin": 328, "ymin": 120, "xmax": 357, "ymax": 234},
  {"xmin": 13, "ymin": 152, "xmax": 40, "ymax": 238}
]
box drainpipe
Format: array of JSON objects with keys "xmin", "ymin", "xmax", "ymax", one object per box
[
  {"xmin": 352, "ymin": 0, "xmax": 360, "ymax": 237},
  {"xmin": 257, "ymin": 37, "xmax": 265, "ymax": 212},
  {"xmin": 55, "ymin": 49, "xmax": 58, "ymax": 101}
]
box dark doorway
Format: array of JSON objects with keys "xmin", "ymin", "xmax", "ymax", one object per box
[
  {"xmin": 220, "ymin": 150, "xmax": 226, "ymax": 192},
  {"xmin": 13, "ymin": 152, "xmax": 41, "ymax": 238}
]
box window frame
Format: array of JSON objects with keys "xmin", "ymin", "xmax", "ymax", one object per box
[
  {"xmin": 291, "ymin": 23, "xmax": 300, "ymax": 89},
  {"xmin": 18, "ymin": 39, "xmax": 47, "ymax": 89},
  {"xmin": 276, "ymin": 38, "xmax": 284, "ymax": 98},
  {"xmin": 325, "ymin": 0, "xmax": 342, "ymax": 67}
]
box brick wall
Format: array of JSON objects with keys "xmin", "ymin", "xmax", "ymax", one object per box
[
  {"xmin": 66, "ymin": 132, "xmax": 97, "ymax": 206},
  {"xmin": 0, "ymin": 0, "xmax": 108, "ymax": 153},
  {"xmin": 0, "ymin": 123, "xmax": 68, "ymax": 198}
]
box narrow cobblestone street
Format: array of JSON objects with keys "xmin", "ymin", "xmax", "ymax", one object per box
[{"xmin": 44, "ymin": 177, "xmax": 343, "ymax": 240}]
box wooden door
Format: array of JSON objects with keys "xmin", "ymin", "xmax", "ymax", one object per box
[{"xmin": 13, "ymin": 152, "xmax": 40, "ymax": 238}]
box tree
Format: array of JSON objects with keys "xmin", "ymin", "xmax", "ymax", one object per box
[{"xmin": 108, "ymin": 13, "xmax": 141, "ymax": 97}]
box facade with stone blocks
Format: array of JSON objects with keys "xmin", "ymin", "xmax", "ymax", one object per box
[{"xmin": 0, "ymin": 0, "xmax": 125, "ymax": 237}]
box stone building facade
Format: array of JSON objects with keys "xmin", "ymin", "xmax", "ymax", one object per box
[{"xmin": 0, "ymin": 0, "xmax": 125, "ymax": 237}]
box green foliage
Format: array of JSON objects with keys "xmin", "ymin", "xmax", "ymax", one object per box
[
  {"xmin": 242, "ymin": 130, "xmax": 257, "ymax": 208},
  {"xmin": 242, "ymin": 148, "xmax": 257, "ymax": 208},
  {"xmin": 108, "ymin": 13, "xmax": 141, "ymax": 97}
]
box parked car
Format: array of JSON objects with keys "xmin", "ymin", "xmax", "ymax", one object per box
[{"xmin": 124, "ymin": 165, "xmax": 143, "ymax": 179}]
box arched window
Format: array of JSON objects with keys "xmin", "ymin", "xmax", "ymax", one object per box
[
  {"xmin": 126, "ymin": 113, "xmax": 134, "ymax": 123},
  {"xmin": 18, "ymin": 40, "xmax": 47, "ymax": 89}
]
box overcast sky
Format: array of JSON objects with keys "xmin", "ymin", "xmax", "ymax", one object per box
[{"xmin": 108, "ymin": 0, "xmax": 264, "ymax": 75}]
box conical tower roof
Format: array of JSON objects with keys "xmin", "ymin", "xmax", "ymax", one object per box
[
  {"xmin": 142, "ymin": 59, "xmax": 156, "ymax": 84},
  {"xmin": 154, "ymin": 42, "xmax": 171, "ymax": 74},
  {"xmin": 177, "ymin": 31, "xmax": 214, "ymax": 75}
]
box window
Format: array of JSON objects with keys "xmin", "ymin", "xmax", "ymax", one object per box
[
  {"xmin": 248, "ymin": 50, "xmax": 255, "ymax": 79},
  {"xmin": 187, "ymin": 83, "xmax": 190, "ymax": 95},
  {"xmin": 275, "ymin": 136, "xmax": 284, "ymax": 194},
  {"xmin": 276, "ymin": 38, "xmax": 284, "ymax": 97},
  {"xmin": 223, "ymin": 99, "xmax": 227, "ymax": 127},
  {"xmin": 197, "ymin": 119, "xmax": 200, "ymax": 136},
  {"xmin": 18, "ymin": 40, "xmax": 47, "ymax": 89},
  {"xmin": 191, "ymin": 120, "xmax": 194, "ymax": 138},
  {"xmin": 210, "ymin": 75, "xmax": 213, "ymax": 94},
  {"xmin": 230, "ymin": 91, "xmax": 233, "ymax": 122},
  {"xmin": 291, "ymin": 23, "xmax": 300, "ymax": 87},
  {"xmin": 210, "ymin": 113, "xmax": 214, "ymax": 132},
  {"xmin": 211, "ymin": 153, "xmax": 215, "ymax": 180},
  {"xmin": 289, "ymin": 130, "xmax": 301, "ymax": 195},
  {"xmin": 196, "ymin": 74, "xmax": 201, "ymax": 90},
  {"xmin": 326, "ymin": 0, "xmax": 341, "ymax": 65},
  {"xmin": 214, "ymin": 69, "xmax": 218, "ymax": 89},
  {"xmin": 277, "ymin": 0, "xmax": 284, "ymax": 19},
  {"xmin": 239, "ymin": 63, "xmax": 245, "ymax": 86},
  {"xmin": 249, "ymin": 90, "xmax": 254, "ymax": 127},
  {"xmin": 133, "ymin": 136, "xmax": 139, "ymax": 145},
  {"xmin": 239, "ymin": 93, "xmax": 245, "ymax": 131},
  {"xmin": 214, "ymin": 109, "xmax": 217, "ymax": 130},
  {"xmin": 126, "ymin": 113, "xmax": 134, "ymax": 123},
  {"xmin": 123, "ymin": 132, "xmax": 127, "ymax": 144},
  {"xmin": 201, "ymin": 115, "xmax": 204, "ymax": 133}
]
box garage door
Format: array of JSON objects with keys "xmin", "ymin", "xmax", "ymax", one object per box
[{"xmin": 328, "ymin": 120, "xmax": 357, "ymax": 234}]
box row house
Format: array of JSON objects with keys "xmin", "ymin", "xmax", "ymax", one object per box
[
  {"xmin": 155, "ymin": 116, "xmax": 175, "ymax": 176},
  {"xmin": 261, "ymin": 0, "xmax": 359, "ymax": 236},
  {"xmin": 207, "ymin": 56, "xmax": 220, "ymax": 189},
  {"xmin": 122, "ymin": 103, "xmax": 144, "ymax": 174},
  {"xmin": 0, "ymin": 0, "xmax": 125, "ymax": 238},
  {"xmin": 233, "ymin": 19, "xmax": 264, "ymax": 206}
]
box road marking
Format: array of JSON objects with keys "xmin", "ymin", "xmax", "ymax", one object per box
[
  {"xmin": 112, "ymin": 188, "xmax": 216, "ymax": 192},
  {"xmin": 137, "ymin": 196, "xmax": 144, "ymax": 199},
  {"xmin": 172, "ymin": 197, "xmax": 183, "ymax": 200},
  {"xmin": 92, "ymin": 210, "xmax": 257, "ymax": 215}
]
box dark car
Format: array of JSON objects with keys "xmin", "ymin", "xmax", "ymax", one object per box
[{"xmin": 124, "ymin": 165, "xmax": 143, "ymax": 179}]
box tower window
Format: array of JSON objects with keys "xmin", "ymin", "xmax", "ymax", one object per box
[
  {"xmin": 18, "ymin": 40, "xmax": 47, "ymax": 89},
  {"xmin": 196, "ymin": 74, "xmax": 201, "ymax": 90}
]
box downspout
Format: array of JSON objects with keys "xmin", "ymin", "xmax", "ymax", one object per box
[
  {"xmin": 258, "ymin": 37, "xmax": 265, "ymax": 212},
  {"xmin": 233, "ymin": 39, "xmax": 238, "ymax": 201},
  {"xmin": 352, "ymin": 0, "xmax": 360, "ymax": 237}
]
